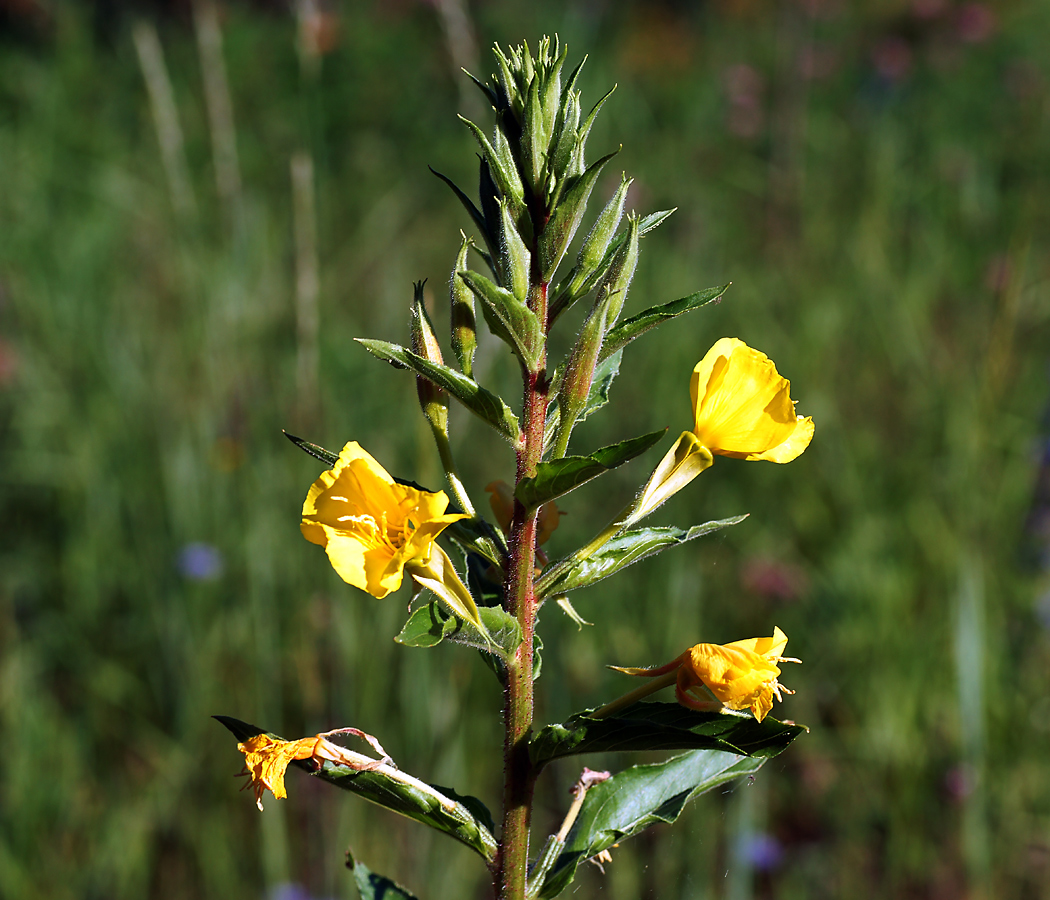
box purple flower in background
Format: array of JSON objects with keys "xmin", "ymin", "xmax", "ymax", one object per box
[
  {"xmin": 738, "ymin": 833, "xmax": 784, "ymax": 871},
  {"xmin": 177, "ymin": 543, "xmax": 224, "ymax": 581},
  {"xmin": 269, "ymin": 884, "xmax": 337, "ymax": 900}
]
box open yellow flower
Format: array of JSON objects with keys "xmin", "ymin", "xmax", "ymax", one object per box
[
  {"xmin": 603, "ymin": 627, "xmax": 799, "ymax": 722},
  {"xmin": 302, "ymin": 442, "xmax": 485, "ymax": 632},
  {"xmin": 302, "ymin": 441, "xmax": 467, "ymax": 598},
  {"xmin": 691, "ymin": 338, "xmax": 813, "ymax": 463},
  {"xmin": 237, "ymin": 728, "xmax": 390, "ymax": 810}
]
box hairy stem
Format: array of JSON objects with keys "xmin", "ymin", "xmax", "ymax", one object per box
[{"xmin": 498, "ymin": 283, "xmax": 549, "ymax": 899}]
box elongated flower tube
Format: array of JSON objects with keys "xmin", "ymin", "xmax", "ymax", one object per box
[
  {"xmin": 598, "ymin": 627, "xmax": 799, "ymax": 722},
  {"xmin": 238, "ymin": 728, "xmax": 391, "ymax": 810},
  {"xmin": 691, "ymin": 338, "xmax": 814, "ymax": 463},
  {"xmin": 301, "ymin": 442, "xmax": 483, "ymax": 630}
]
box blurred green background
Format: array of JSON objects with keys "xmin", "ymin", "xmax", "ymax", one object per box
[{"xmin": 2, "ymin": 0, "xmax": 1049, "ymax": 897}]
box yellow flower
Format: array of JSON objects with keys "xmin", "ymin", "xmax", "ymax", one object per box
[
  {"xmin": 238, "ymin": 728, "xmax": 390, "ymax": 810},
  {"xmin": 302, "ymin": 442, "xmax": 467, "ymax": 598},
  {"xmin": 302, "ymin": 442, "xmax": 485, "ymax": 632},
  {"xmin": 608, "ymin": 627, "xmax": 799, "ymax": 722},
  {"xmin": 691, "ymin": 338, "xmax": 814, "ymax": 463}
]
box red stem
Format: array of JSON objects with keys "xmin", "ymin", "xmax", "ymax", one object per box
[{"xmin": 496, "ymin": 282, "xmax": 548, "ymax": 899}]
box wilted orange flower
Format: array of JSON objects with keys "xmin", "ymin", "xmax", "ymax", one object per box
[
  {"xmin": 485, "ymin": 480, "xmax": 561, "ymax": 545},
  {"xmin": 237, "ymin": 728, "xmax": 390, "ymax": 810},
  {"xmin": 612, "ymin": 627, "xmax": 799, "ymax": 722},
  {"xmin": 691, "ymin": 338, "xmax": 813, "ymax": 463}
]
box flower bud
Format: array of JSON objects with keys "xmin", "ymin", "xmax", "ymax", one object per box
[
  {"xmin": 410, "ymin": 282, "xmax": 449, "ymax": 433},
  {"xmin": 450, "ymin": 235, "xmax": 477, "ymax": 377}
]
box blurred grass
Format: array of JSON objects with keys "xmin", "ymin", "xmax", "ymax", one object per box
[{"xmin": 1, "ymin": 1, "xmax": 1049, "ymax": 898}]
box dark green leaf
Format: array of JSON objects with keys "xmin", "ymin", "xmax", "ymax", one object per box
[
  {"xmin": 347, "ymin": 851, "xmax": 419, "ymax": 900},
  {"xmin": 529, "ymin": 701, "xmax": 805, "ymax": 766},
  {"xmin": 283, "ymin": 431, "xmax": 340, "ymax": 466},
  {"xmin": 516, "ymin": 430, "xmax": 665, "ymax": 510},
  {"xmin": 537, "ymin": 519, "xmax": 746, "ymax": 597},
  {"xmin": 601, "ymin": 284, "xmax": 730, "ymax": 361},
  {"xmin": 536, "ymin": 749, "xmax": 776, "ymax": 898},
  {"xmin": 395, "ymin": 602, "xmax": 522, "ymax": 660},
  {"xmin": 459, "ymin": 270, "xmax": 543, "ymax": 370},
  {"xmin": 429, "ymin": 167, "xmax": 492, "ymax": 250},
  {"xmin": 214, "ymin": 717, "xmax": 497, "ymax": 862},
  {"xmin": 356, "ymin": 339, "xmax": 520, "ymax": 444}
]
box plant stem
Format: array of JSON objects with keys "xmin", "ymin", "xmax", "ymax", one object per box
[{"xmin": 498, "ymin": 283, "xmax": 549, "ymax": 899}]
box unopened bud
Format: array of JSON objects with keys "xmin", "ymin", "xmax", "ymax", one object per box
[
  {"xmin": 595, "ymin": 212, "xmax": 639, "ymax": 326},
  {"xmin": 410, "ymin": 281, "xmax": 448, "ymax": 433},
  {"xmin": 450, "ymin": 235, "xmax": 477, "ymax": 377}
]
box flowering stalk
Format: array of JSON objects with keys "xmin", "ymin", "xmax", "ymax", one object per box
[{"xmin": 499, "ymin": 282, "xmax": 548, "ymax": 898}]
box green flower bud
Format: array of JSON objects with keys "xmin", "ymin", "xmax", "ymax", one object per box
[
  {"xmin": 450, "ymin": 234, "xmax": 477, "ymax": 378},
  {"xmin": 500, "ymin": 199, "xmax": 531, "ymax": 303},
  {"xmin": 410, "ymin": 281, "xmax": 449, "ymax": 434}
]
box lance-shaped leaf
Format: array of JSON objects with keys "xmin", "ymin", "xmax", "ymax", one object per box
[
  {"xmin": 601, "ymin": 284, "xmax": 731, "ymax": 362},
  {"xmin": 347, "ymin": 852, "xmax": 419, "ymax": 900},
  {"xmin": 535, "ymin": 749, "xmax": 778, "ymax": 898},
  {"xmin": 529, "ymin": 701, "xmax": 805, "ymax": 766},
  {"xmin": 459, "ymin": 114, "xmax": 525, "ymax": 210},
  {"xmin": 396, "ymin": 601, "xmax": 523, "ymax": 661},
  {"xmin": 459, "ymin": 270, "xmax": 544, "ymax": 372},
  {"xmin": 539, "ymin": 150, "xmax": 618, "ymax": 281},
  {"xmin": 537, "ymin": 518, "xmax": 746, "ymax": 597},
  {"xmin": 545, "ymin": 349, "xmax": 623, "ymax": 450},
  {"xmin": 215, "ymin": 717, "xmax": 498, "ymax": 863},
  {"xmin": 283, "ymin": 430, "xmax": 340, "ymax": 466},
  {"xmin": 429, "ymin": 167, "xmax": 492, "ymax": 253},
  {"xmin": 356, "ymin": 339, "xmax": 521, "ymax": 444},
  {"xmin": 516, "ymin": 430, "xmax": 665, "ymax": 511}
]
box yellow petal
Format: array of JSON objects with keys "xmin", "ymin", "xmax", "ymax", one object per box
[
  {"xmin": 689, "ymin": 339, "xmax": 812, "ymax": 463},
  {"xmin": 300, "ymin": 441, "xmax": 467, "ymax": 599},
  {"xmin": 686, "ymin": 643, "xmax": 781, "ymax": 715},
  {"xmin": 743, "ymin": 416, "xmax": 814, "ymax": 463},
  {"xmin": 726, "ymin": 626, "xmax": 789, "ymax": 659}
]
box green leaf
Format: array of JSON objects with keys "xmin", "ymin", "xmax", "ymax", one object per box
[
  {"xmin": 395, "ymin": 602, "xmax": 522, "ymax": 661},
  {"xmin": 283, "ymin": 430, "xmax": 339, "ymax": 466},
  {"xmin": 537, "ymin": 519, "xmax": 746, "ymax": 597},
  {"xmin": 429, "ymin": 167, "xmax": 492, "ymax": 251},
  {"xmin": 347, "ymin": 851, "xmax": 420, "ymax": 900},
  {"xmin": 356, "ymin": 339, "xmax": 520, "ymax": 444},
  {"xmin": 214, "ymin": 717, "xmax": 498, "ymax": 862},
  {"xmin": 536, "ymin": 749, "xmax": 777, "ymax": 898},
  {"xmin": 458, "ymin": 114, "xmax": 525, "ymax": 208},
  {"xmin": 516, "ymin": 430, "xmax": 665, "ymax": 510},
  {"xmin": 459, "ymin": 270, "xmax": 544, "ymax": 371},
  {"xmin": 601, "ymin": 284, "xmax": 730, "ymax": 361},
  {"xmin": 529, "ymin": 701, "xmax": 805, "ymax": 766}
]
